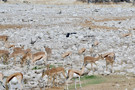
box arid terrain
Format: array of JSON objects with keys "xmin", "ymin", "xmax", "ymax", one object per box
[{"xmin": 0, "ymin": 1, "xmax": 135, "ymax": 90}]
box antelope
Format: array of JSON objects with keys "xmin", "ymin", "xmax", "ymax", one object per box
[
  {"xmin": 5, "ymin": 72, "xmax": 23, "ymax": 90},
  {"xmin": 0, "ymin": 35, "xmax": 8, "ymax": 42},
  {"xmin": 78, "ymin": 48, "xmax": 86, "ymax": 66},
  {"xmin": 102, "ymin": 52, "xmax": 115, "ymax": 72},
  {"xmin": 65, "ymin": 65, "xmax": 85, "ymax": 90},
  {"xmin": 20, "ymin": 52, "xmax": 32, "ymax": 67},
  {"xmin": 0, "ymin": 50, "xmax": 10, "ymax": 63},
  {"xmin": 13, "ymin": 45, "xmax": 24, "ymax": 52},
  {"xmin": 122, "ymin": 33, "xmax": 131, "ymax": 37},
  {"xmin": 84, "ymin": 54, "xmax": 103, "ymax": 72},
  {"xmin": 62, "ymin": 51, "xmax": 72, "ymax": 58},
  {"xmin": 31, "ymin": 51, "xmax": 47, "ymax": 65},
  {"xmin": 62, "ymin": 51, "xmax": 72, "ymax": 66},
  {"xmin": 41, "ymin": 67, "xmax": 66, "ymax": 87},
  {"xmin": 44, "ymin": 46, "xmax": 52, "ymax": 59},
  {"xmin": 102, "ymin": 52, "xmax": 115, "ymax": 60},
  {"xmin": 9, "ymin": 49, "xmax": 31, "ymax": 65},
  {"xmin": 92, "ymin": 41, "xmax": 99, "ymax": 47},
  {"xmin": 0, "ymin": 72, "xmax": 5, "ymax": 89},
  {"xmin": 78, "ymin": 48, "xmax": 86, "ymax": 55},
  {"xmin": 20, "ymin": 51, "xmax": 47, "ymax": 66}
]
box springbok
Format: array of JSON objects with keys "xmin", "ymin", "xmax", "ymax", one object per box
[
  {"xmin": 44, "ymin": 46, "xmax": 52, "ymax": 59},
  {"xmin": 31, "ymin": 51, "xmax": 47, "ymax": 65},
  {"xmin": 41, "ymin": 67, "xmax": 66, "ymax": 87},
  {"xmin": 78, "ymin": 48, "xmax": 86, "ymax": 66},
  {"xmin": 102, "ymin": 52, "xmax": 115, "ymax": 72},
  {"xmin": 62, "ymin": 51, "xmax": 72, "ymax": 66},
  {"xmin": 84, "ymin": 54, "xmax": 103, "ymax": 72},
  {"xmin": 5, "ymin": 72, "xmax": 23, "ymax": 90},
  {"xmin": 9, "ymin": 49, "xmax": 31, "ymax": 65},
  {"xmin": 0, "ymin": 72, "xmax": 5, "ymax": 89},
  {"xmin": 21, "ymin": 51, "xmax": 47, "ymax": 66},
  {"xmin": 0, "ymin": 35, "xmax": 8, "ymax": 42},
  {"xmin": 65, "ymin": 65, "xmax": 85, "ymax": 90},
  {"xmin": 0, "ymin": 50, "xmax": 10, "ymax": 63}
]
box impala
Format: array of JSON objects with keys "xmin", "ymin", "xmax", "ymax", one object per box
[
  {"xmin": 41, "ymin": 67, "xmax": 66, "ymax": 87},
  {"xmin": 65, "ymin": 65, "xmax": 85, "ymax": 90},
  {"xmin": 84, "ymin": 54, "xmax": 103, "ymax": 72}
]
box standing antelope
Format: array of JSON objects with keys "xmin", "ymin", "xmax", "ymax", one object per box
[
  {"xmin": 84, "ymin": 54, "xmax": 102, "ymax": 72},
  {"xmin": 102, "ymin": 52, "xmax": 115, "ymax": 72},
  {"xmin": 65, "ymin": 65, "xmax": 85, "ymax": 90},
  {"xmin": 0, "ymin": 50, "xmax": 10, "ymax": 63},
  {"xmin": 41, "ymin": 67, "xmax": 66, "ymax": 87},
  {"xmin": 9, "ymin": 49, "xmax": 31, "ymax": 65},
  {"xmin": 0, "ymin": 72, "xmax": 5, "ymax": 89},
  {"xmin": 5, "ymin": 72, "xmax": 23, "ymax": 90},
  {"xmin": 20, "ymin": 51, "xmax": 47, "ymax": 66},
  {"xmin": 31, "ymin": 51, "xmax": 47, "ymax": 65},
  {"xmin": 62, "ymin": 51, "xmax": 72, "ymax": 66},
  {"xmin": 78, "ymin": 48, "xmax": 86, "ymax": 66},
  {"xmin": 44, "ymin": 46, "xmax": 52, "ymax": 59}
]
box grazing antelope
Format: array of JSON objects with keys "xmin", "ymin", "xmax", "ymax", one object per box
[
  {"xmin": 13, "ymin": 45, "xmax": 24, "ymax": 52},
  {"xmin": 65, "ymin": 65, "xmax": 85, "ymax": 90},
  {"xmin": 92, "ymin": 41, "xmax": 99, "ymax": 47},
  {"xmin": 21, "ymin": 52, "xmax": 32, "ymax": 67},
  {"xmin": 44, "ymin": 46, "xmax": 52, "ymax": 59},
  {"xmin": 0, "ymin": 35, "xmax": 8, "ymax": 42},
  {"xmin": 78, "ymin": 48, "xmax": 86, "ymax": 55},
  {"xmin": 0, "ymin": 50, "xmax": 10, "ymax": 63},
  {"xmin": 102, "ymin": 52, "xmax": 115, "ymax": 72},
  {"xmin": 20, "ymin": 51, "xmax": 47, "ymax": 66},
  {"xmin": 5, "ymin": 72, "xmax": 23, "ymax": 90},
  {"xmin": 102, "ymin": 52, "xmax": 115, "ymax": 60},
  {"xmin": 41, "ymin": 67, "xmax": 66, "ymax": 87},
  {"xmin": 122, "ymin": 33, "xmax": 131, "ymax": 37},
  {"xmin": 84, "ymin": 54, "xmax": 102, "ymax": 72},
  {"xmin": 31, "ymin": 51, "xmax": 47, "ymax": 65},
  {"xmin": 9, "ymin": 49, "xmax": 31, "ymax": 65}
]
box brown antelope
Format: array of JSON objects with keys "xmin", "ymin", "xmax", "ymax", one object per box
[
  {"xmin": 44, "ymin": 46, "xmax": 52, "ymax": 59},
  {"xmin": 0, "ymin": 72, "xmax": 3, "ymax": 83},
  {"xmin": 20, "ymin": 51, "xmax": 47, "ymax": 66},
  {"xmin": 62, "ymin": 51, "xmax": 72, "ymax": 66},
  {"xmin": 62, "ymin": 51, "xmax": 72, "ymax": 58},
  {"xmin": 102, "ymin": 52, "xmax": 115, "ymax": 72},
  {"xmin": 5, "ymin": 72, "xmax": 23, "ymax": 90},
  {"xmin": 13, "ymin": 45, "xmax": 24, "ymax": 52},
  {"xmin": 0, "ymin": 50, "xmax": 10, "ymax": 63},
  {"xmin": 0, "ymin": 72, "xmax": 5, "ymax": 89},
  {"xmin": 0, "ymin": 35, "xmax": 8, "ymax": 42},
  {"xmin": 31, "ymin": 51, "xmax": 47, "ymax": 65},
  {"xmin": 9, "ymin": 49, "xmax": 31, "ymax": 65},
  {"xmin": 78, "ymin": 48, "xmax": 86, "ymax": 55},
  {"xmin": 122, "ymin": 33, "xmax": 131, "ymax": 37},
  {"xmin": 84, "ymin": 54, "xmax": 103, "ymax": 72},
  {"xmin": 78, "ymin": 48, "xmax": 86, "ymax": 66},
  {"xmin": 20, "ymin": 52, "xmax": 32, "ymax": 67},
  {"xmin": 65, "ymin": 65, "xmax": 85, "ymax": 90},
  {"xmin": 41, "ymin": 67, "xmax": 66, "ymax": 87},
  {"xmin": 102, "ymin": 52, "xmax": 115, "ymax": 60}
]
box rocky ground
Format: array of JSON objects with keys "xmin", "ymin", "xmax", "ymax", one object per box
[{"xmin": 0, "ymin": 2, "xmax": 135, "ymax": 90}]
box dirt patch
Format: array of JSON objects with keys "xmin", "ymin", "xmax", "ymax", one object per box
[
  {"xmin": 81, "ymin": 20, "xmax": 119, "ymax": 30},
  {"xmin": 81, "ymin": 75, "xmax": 135, "ymax": 90},
  {"xmin": 0, "ymin": 24, "xmax": 30, "ymax": 30}
]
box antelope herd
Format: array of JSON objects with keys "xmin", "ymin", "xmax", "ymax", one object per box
[{"xmin": 0, "ymin": 35, "xmax": 116, "ymax": 90}]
